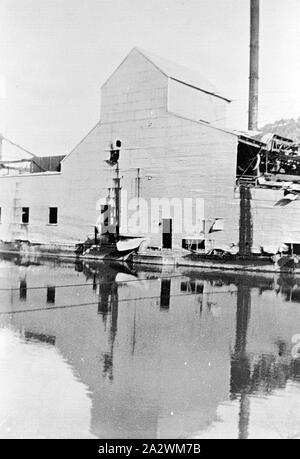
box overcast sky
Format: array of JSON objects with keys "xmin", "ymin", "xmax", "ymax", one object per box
[{"xmin": 0, "ymin": 0, "xmax": 300, "ymax": 157}]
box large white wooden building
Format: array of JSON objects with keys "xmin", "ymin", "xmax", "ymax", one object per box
[{"xmin": 0, "ymin": 48, "xmax": 300, "ymax": 254}]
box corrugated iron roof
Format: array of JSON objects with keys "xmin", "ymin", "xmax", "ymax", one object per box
[
  {"xmin": 135, "ymin": 47, "xmax": 231, "ymax": 102},
  {"xmin": 233, "ymin": 129, "xmax": 266, "ymax": 145},
  {"xmin": 234, "ymin": 130, "xmax": 297, "ymax": 146}
]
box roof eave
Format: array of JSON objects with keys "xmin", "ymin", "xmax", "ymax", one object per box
[{"xmin": 169, "ymin": 77, "xmax": 231, "ymax": 103}]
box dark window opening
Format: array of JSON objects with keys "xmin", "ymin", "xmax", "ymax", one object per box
[
  {"xmin": 285, "ymin": 243, "xmax": 300, "ymax": 255},
  {"xmin": 237, "ymin": 138, "xmax": 300, "ymax": 182},
  {"xmin": 47, "ymin": 286, "xmax": 56, "ymax": 304},
  {"xmin": 182, "ymin": 238, "xmax": 205, "ymax": 251},
  {"xmin": 21, "ymin": 207, "xmax": 29, "ymax": 224},
  {"xmin": 49, "ymin": 207, "xmax": 58, "ymax": 224},
  {"xmin": 30, "ymin": 155, "xmax": 65, "ymax": 173},
  {"xmin": 236, "ymin": 142, "xmax": 260, "ymax": 178}
]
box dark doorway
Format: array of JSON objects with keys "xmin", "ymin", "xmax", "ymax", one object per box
[{"xmin": 162, "ymin": 218, "xmax": 172, "ymax": 249}]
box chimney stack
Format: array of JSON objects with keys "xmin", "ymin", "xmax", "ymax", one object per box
[{"xmin": 248, "ymin": 0, "xmax": 260, "ymax": 131}]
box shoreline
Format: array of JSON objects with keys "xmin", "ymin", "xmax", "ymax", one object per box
[{"xmin": 1, "ymin": 242, "xmax": 299, "ymax": 275}]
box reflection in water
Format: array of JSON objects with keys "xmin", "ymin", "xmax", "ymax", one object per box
[
  {"xmin": 0, "ymin": 327, "xmax": 94, "ymax": 439},
  {"xmin": 99, "ymin": 275, "xmax": 118, "ymax": 382},
  {"xmin": 180, "ymin": 279, "xmax": 204, "ymax": 294},
  {"xmin": 0, "ymin": 253, "xmax": 300, "ymax": 438},
  {"xmin": 82, "ymin": 261, "xmax": 124, "ymax": 381},
  {"xmin": 160, "ymin": 279, "xmax": 171, "ymax": 310},
  {"xmin": 230, "ymin": 283, "xmax": 300, "ymax": 439},
  {"xmin": 230, "ymin": 284, "xmax": 251, "ymax": 440},
  {"xmin": 19, "ymin": 279, "xmax": 27, "ymax": 301},
  {"xmin": 25, "ymin": 331, "xmax": 56, "ymax": 345},
  {"xmin": 47, "ymin": 286, "xmax": 56, "ymax": 304}
]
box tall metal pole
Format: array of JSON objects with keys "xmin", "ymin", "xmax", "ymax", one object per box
[
  {"xmin": 248, "ymin": 0, "xmax": 260, "ymax": 131},
  {"xmin": 115, "ymin": 162, "xmax": 120, "ymax": 238}
]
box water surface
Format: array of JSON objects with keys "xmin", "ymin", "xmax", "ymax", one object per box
[{"xmin": 0, "ymin": 253, "xmax": 299, "ymax": 439}]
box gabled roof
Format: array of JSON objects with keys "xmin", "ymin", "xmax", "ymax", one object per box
[{"xmin": 135, "ymin": 47, "xmax": 231, "ymax": 103}]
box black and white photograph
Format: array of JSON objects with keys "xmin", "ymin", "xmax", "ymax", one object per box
[{"xmin": 0, "ymin": 0, "xmax": 300, "ymax": 444}]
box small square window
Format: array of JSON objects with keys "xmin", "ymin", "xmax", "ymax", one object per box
[
  {"xmin": 21, "ymin": 207, "xmax": 29, "ymax": 224},
  {"xmin": 49, "ymin": 207, "xmax": 58, "ymax": 224}
]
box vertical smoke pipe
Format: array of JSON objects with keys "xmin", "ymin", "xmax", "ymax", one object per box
[{"xmin": 248, "ymin": 0, "xmax": 260, "ymax": 131}]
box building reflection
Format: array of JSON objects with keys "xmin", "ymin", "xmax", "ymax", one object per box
[
  {"xmin": 1, "ymin": 253, "xmax": 300, "ymax": 438},
  {"xmin": 19, "ymin": 279, "xmax": 27, "ymax": 300},
  {"xmin": 81, "ymin": 261, "xmax": 137, "ymax": 381},
  {"xmin": 160, "ymin": 279, "xmax": 171, "ymax": 310},
  {"xmin": 47, "ymin": 286, "xmax": 56, "ymax": 304},
  {"xmin": 230, "ymin": 282, "xmax": 300, "ymax": 439},
  {"xmin": 24, "ymin": 330, "xmax": 56, "ymax": 345}
]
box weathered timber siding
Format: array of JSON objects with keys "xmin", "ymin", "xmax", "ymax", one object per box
[
  {"xmin": 168, "ymin": 78, "xmax": 227, "ymax": 126},
  {"xmin": 101, "ymin": 48, "xmax": 168, "ymax": 123},
  {"xmin": 249, "ymin": 188, "xmax": 300, "ymax": 251},
  {"xmin": 0, "ymin": 48, "xmax": 239, "ymax": 248},
  {"xmin": 0, "ymin": 125, "xmax": 104, "ymax": 244}
]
